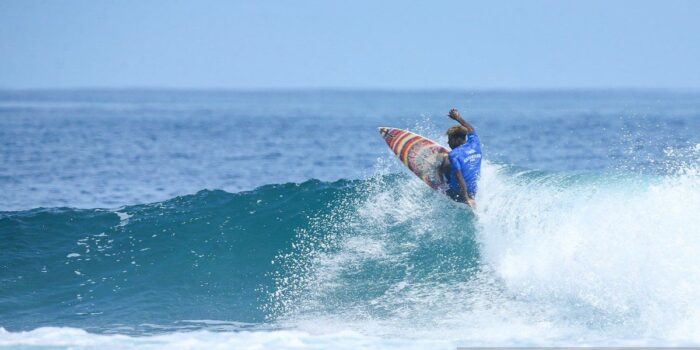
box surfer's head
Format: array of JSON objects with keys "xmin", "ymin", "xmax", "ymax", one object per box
[{"xmin": 446, "ymin": 125, "xmax": 468, "ymax": 149}]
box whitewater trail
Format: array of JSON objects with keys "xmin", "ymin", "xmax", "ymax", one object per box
[{"xmin": 269, "ymin": 155, "xmax": 700, "ymax": 345}]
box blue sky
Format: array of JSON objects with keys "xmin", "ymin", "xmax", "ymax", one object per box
[{"xmin": 1, "ymin": 0, "xmax": 700, "ymax": 89}]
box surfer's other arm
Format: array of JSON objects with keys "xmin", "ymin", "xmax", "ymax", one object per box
[
  {"xmin": 448, "ymin": 108, "xmax": 475, "ymax": 133},
  {"xmin": 455, "ymin": 171, "xmax": 476, "ymax": 208},
  {"xmin": 442, "ymin": 155, "xmax": 476, "ymax": 208}
]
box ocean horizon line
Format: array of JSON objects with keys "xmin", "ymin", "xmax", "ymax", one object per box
[{"xmin": 2, "ymin": 86, "xmax": 700, "ymax": 94}]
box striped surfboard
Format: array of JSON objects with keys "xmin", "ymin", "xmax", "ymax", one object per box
[{"xmin": 378, "ymin": 127, "xmax": 449, "ymax": 189}]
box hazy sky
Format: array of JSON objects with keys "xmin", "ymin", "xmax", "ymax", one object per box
[{"xmin": 2, "ymin": 0, "xmax": 700, "ymax": 89}]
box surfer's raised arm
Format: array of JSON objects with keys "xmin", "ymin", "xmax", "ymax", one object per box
[
  {"xmin": 448, "ymin": 108, "xmax": 475, "ymax": 133},
  {"xmin": 444, "ymin": 108, "xmax": 481, "ymax": 209}
]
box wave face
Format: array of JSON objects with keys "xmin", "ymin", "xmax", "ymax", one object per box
[
  {"xmin": 0, "ymin": 180, "xmax": 352, "ymax": 332},
  {"xmin": 3, "ymin": 154, "xmax": 700, "ymax": 346}
]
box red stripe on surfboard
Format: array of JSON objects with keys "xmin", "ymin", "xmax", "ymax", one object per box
[
  {"xmin": 391, "ymin": 131, "xmax": 413, "ymax": 154},
  {"xmin": 389, "ymin": 130, "xmax": 410, "ymax": 151},
  {"xmin": 399, "ymin": 136, "xmax": 421, "ymax": 165},
  {"xmin": 395, "ymin": 134, "xmax": 419, "ymax": 161},
  {"xmin": 386, "ymin": 129, "xmax": 404, "ymax": 150}
]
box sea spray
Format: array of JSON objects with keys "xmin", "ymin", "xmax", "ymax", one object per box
[{"xmin": 267, "ymin": 159, "xmax": 700, "ymax": 344}]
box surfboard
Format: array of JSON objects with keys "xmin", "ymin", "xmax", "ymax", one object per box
[{"xmin": 378, "ymin": 127, "xmax": 449, "ymax": 189}]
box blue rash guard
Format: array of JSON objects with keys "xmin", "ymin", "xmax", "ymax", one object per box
[{"xmin": 446, "ymin": 132, "xmax": 482, "ymax": 197}]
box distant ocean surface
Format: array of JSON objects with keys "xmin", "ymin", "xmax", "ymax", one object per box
[{"xmin": 1, "ymin": 90, "xmax": 699, "ymax": 348}]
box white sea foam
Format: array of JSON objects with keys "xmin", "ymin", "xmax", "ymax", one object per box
[
  {"xmin": 113, "ymin": 209, "xmax": 132, "ymax": 227},
  {"xmin": 268, "ymin": 156, "xmax": 700, "ymax": 346},
  {"xmin": 475, "ymin": 160, "xmax": 700, "ymax": 342},
  {"xmin": 0, "ymin": 327, "xmax": 453, "ymax": 350}
]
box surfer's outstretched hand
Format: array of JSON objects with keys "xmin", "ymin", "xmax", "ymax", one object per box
[
  {"xmin": 447, "ymin": 108, "xmax": 475, "ymax": 133},
  {"xmin": 448, "ymin": 108, "xmax": 461, "ymax": 120}
]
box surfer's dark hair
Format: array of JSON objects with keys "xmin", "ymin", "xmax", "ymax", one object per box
[{"xmin": 446, "ymin": 125, "xmax": 468, "ymax": 139}]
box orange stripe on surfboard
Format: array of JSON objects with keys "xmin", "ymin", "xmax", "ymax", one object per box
[
  {"xmin": 399, "ymin": 136, "xmax": 421, "ymax": 165},
  {"xmin": 395, "ymin": 134, "xmax": 418, "ymax": 160},
  {"xmin": 387, "ymin": 129, "xmax": 406, "ymax": 150},
  {"xmin": 389, "ymin": 131, "xmax": 411, "ymax": 151},
  {"xmin": 391, "ymin": 131, "xmax": 413, "ymax": 153}
]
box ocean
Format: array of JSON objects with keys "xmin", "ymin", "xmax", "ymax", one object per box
[{"xmin": 1, "ymin": 89, "xmax": 699, "ymax": 348}]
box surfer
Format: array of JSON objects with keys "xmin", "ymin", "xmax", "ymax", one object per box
[{"xmin": 442, "ymin": 108, "xmax": 482, "ymax": 208}]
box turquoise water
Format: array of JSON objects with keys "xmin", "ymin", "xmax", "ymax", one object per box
[
  {"xmin": 1, "ymin": 181, "xmax": 350, "ymax": 331},
  {"xmin": 1, "ymin": 90, "xmax": 700, "ymax": 348}
]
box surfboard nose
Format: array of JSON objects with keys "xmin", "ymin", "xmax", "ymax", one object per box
[{"xmin": 378, "ymin": 127, "xmax": 389, "ymax": 137}]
